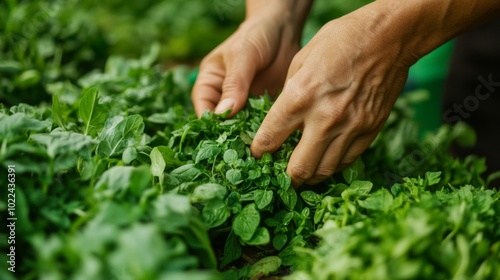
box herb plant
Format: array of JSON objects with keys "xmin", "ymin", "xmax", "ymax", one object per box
[{"xmin": 1, "ymin": 1, "xmax": 499, "ymax": 280}]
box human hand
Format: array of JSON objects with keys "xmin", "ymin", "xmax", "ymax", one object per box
[
  {"xmin": 250, "ymin": 9, "xmax": 415, "ymax": 187},
  {"xmin": 191, "ymin": 16, "xmax": 302, "ymax": 118}
]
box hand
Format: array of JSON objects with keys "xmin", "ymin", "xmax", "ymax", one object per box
[
  {"xmin": 191, "ymin": 17, "xmax": 301, "ymax": 117},
  {"xmin": 250, "ymin": 11, "xmax": 415, "ymax": 187}
]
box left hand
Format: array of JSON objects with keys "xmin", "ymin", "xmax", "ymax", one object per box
[{"xmin": 250, "ymin": 11, "xmax": 414, "ymax": 187}]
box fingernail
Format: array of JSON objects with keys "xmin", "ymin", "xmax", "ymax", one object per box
[{"xmin": 215, "ymin": 99, "xmax": 234, "ymax": 115}]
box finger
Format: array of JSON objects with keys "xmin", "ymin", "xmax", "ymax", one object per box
[
  {"xmin": 216, "ymin": 55, "xmax": 258, "ymax": 117},
  {"xmin": 303, "ymin": 133, "xmax": 355, "ymax": 186},
  {"xmin": 250, "ymin": 93, "xmax": 303, "ymax": 159},
  {"xmin": 335, "ymin": 133, "xmax": 378, "ymax": 172},
  {"xmin": 192, "ymin": 59, "xmax": 225, "ymax": 117},
  {"xmin": 304, "ymin": 132, "xmax": 376, "ymax": 185},
  {"xmin": 286, "ymin": 126, "xmax": 337, "ymax": 188}
]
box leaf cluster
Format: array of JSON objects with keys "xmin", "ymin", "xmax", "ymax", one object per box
[{"xmin": 1, "ymin": 4, "xmax": 499, "ymax": 278}]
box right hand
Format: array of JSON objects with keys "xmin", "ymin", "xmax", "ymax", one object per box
[{"xmin": 191, "ymin": 16, "xmax": 302, "ymax": 117}]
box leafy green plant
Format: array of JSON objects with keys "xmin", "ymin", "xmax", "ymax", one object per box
[
  {"xmin": 1, "ymin": 1, "xmax": 500, "ymax": 279},
  {"xmin": 1, "ymin": 49, "xmax": 498, "ymax": 279},
  {"xmin": 287, "ymin": 173, "xmax": 500, "ymax": 280}
]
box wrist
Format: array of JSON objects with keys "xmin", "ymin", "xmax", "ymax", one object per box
[
  {"xmin": 352, "ymin": 0, "xmax": 500, "ymax": 66},
  {"xmin": 245, "ymin": 0, "xmax": 313, "ymax": 36}
]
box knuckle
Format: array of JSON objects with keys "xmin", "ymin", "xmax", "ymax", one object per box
[
  {"xmin": 316, "ymin": 109, "xmax": 343, "ymax": 132},
  {"xmin": 283, "ymin": 81, "xmax": 311, "ymax": 109},
  {"xmin": 253, "ymin": 131, "xmax": 280, "ymax": 153},
  {"xmin": 222, "ymin": 76, "xmax": 242, "ymax": 93},
  {"xmin": 289, "ymin": 164, "xmax": 314, "ymax": 182},
  {"xmin": 199, "ymin": 55, "xmax": 215, "ymax": 69},
  {"xmin": 315, "ymin": 167, "xmax": 336, "ymax": 178},
  {"xmin": 349, "ymin": 114, "xmax": 367, "ymax": 131}
]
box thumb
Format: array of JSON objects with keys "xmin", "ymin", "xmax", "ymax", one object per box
[{"xmin": 215, "ymin": 55, "xmax": 257, "ymax": 117}]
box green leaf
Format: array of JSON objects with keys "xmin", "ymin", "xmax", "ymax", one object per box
[
  {"xmin": 196, "ymin": 144, "xmax": 221, "ymax": 163},
  {"xmin": 96, "ymin": 115, "xmax": 144, "ymax": 157},
  {"xmin": 349, "ymin": 180, "xmax": 373, "ymax": 196},
  {"xmin": 277, "ymin": 173, "xmax": 291, "ymax": 190},
  {"xmin": 150, "ymin": 147, "xmax": 166, "ymax": 177},
  {"xmin": 220, "ymin": 231, "xmax": 242, "ymax": 268},
  {"xmin": 300, "ymin": 191, "xmax": 322, "ymax": 206},
  {"xmin": 279, "ymin": 236, "xmax": 306, "ymax": 266},
  {"xmin": 191, "ymin": 183, "xmax": 227, "ymax": 202},
  {"xmin": 0, "ymin": 113, "xmax": 51, "ymax": 141},
  {"xmin": 233, "ymin": 203, "xmax": 260, "ymax": 241},
  {"xmin": 261, "ymin": 153, "xmax": 273, "ymax": 164},
  {"xmin": 78, "ymin": 88, "xmax": 108, "ymax": 137},
  {"xmin": 223, "ymin": 149, "xmax": 238, "ymax": 164},
  {"xmin": 14, "ymin": 69, "xmax": 40, "ymax": 88},
  {"xmin": 254, "ymin": 189, "xmax": 273, "ymax": 209},
  {"xmin": 202, "ymin": 200, "xmax": 230, "ymax": 228},
  {"xmin": 248, "ymin": 169, "xmax": 261, "ymax": 180},
  {"xmin": 279, "ymin": 187, "xmax": 297, "ymax": 210},
  {"xmin": 240, "ymin": 132, "xmax": 253, "ymax": 145},
  {"xmin": 108, "ymin": 224, "xmax": 168, "ymax": 275},
  {"xmin": 342, "ymin": 158, "xmax": 365, "ymax": 184},
  {"xmin": 122, "ymin": 146, "xmax": 137, "ymax": 164},
  {"xmin": 95, "ymin": 165, "xmax": 152, "ymax": 198},
  {"xmin": 51, "ymin": 94, "xmax": 67, "ymax": 130},
  {"xmin": 256, "ymin": 174, "xmax": 271, "ymax": 187},
  {"xmin": 358, "ymin": 188, "xmax": 394, "ymax": 212},
  {"xmin": 273, "ymin": 234, "xmax": 288, "ymax": 251},
  {"xmin": 226, "ymin": 169, "xmax": 242, "ymax": 185},
  {"xmin": 246, "ymin": 227, "xmax": 270, "ymax": 246},
  {"xmin": 248, "ymin": 256, "xmax": 282, "ymax": 278},
  {"xmin": 140, "ymin": 42, "xmax": 160, "ymax": 67},
  {"xmin": 425, "ymin": 171, "xmax": 441, "ymax": 186},
  {"xmin": 170, "ymin": 164, "xmax": 202, "ymax": 182},
  {"xmin": 261, "ymin": 165, "xmax": 271, "ymax": 174},
  {"xmin": 31, "ymin": 131, "xmax": 94, "ymax": 159},
  {"xmin": 248, "ymin": 98, "xmax": 266, "ymax": 110},
  {"xmin": 313, "ymin": 207, "xmax": 325, "ymax": 224},
  {"xmin": 153, "ymin": 193, "xmax": 192, "ymax": 231},
  {"xmin": 153, "ymin": 146, "xmax": 182, "ymax": 170}
]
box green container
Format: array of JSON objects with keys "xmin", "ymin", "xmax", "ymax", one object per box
[{"xmin": 406, "ymin": 41, "xmax": 454, "ymax": 136}]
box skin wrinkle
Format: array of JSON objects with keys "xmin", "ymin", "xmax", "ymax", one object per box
[
  {"xmin": 245, "ymin": 23, "xmax": 277, "ymax": 67},
  {"xmin": 288, "ymin": 145, "xmax": 328, "ymax": 182},
  {"xmin": 251, "ymin": 25, "xmax": 285, "ymax": 81},
  {"xmin": 282, "ymin": 79, "xmax": 311, "ymax": 108},
  {"xmin": 253, "ymin": 131, "xmax": 277, "ymax": 153},
  {"xmin": 251, "ymin": 32, "xmax": 297, "ymax": 95},
  {"xmin": 305, "ymin": 133, "xmax": 353, "ymax": 184}
]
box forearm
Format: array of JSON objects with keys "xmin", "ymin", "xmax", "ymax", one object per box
[{"xmin": 349, "ymin": 0, "xmax": 500, "ymax": 66}]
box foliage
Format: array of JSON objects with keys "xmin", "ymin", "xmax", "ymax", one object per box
[
  {"xmin": 1, "ymin": 1, "xmax": 499, "ymax": 280},
  {"xmin": 287, "ymin": 174, "xmax": 500, "ymax": 280},
  {"xmin": 1, "ymin": 49, "xmax": 499, "ymax": 279}
]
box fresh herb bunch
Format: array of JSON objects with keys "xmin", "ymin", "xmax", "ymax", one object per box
[{"xmin": 161, "ymin": 96, "xmax": 313, "ymax": 269}]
